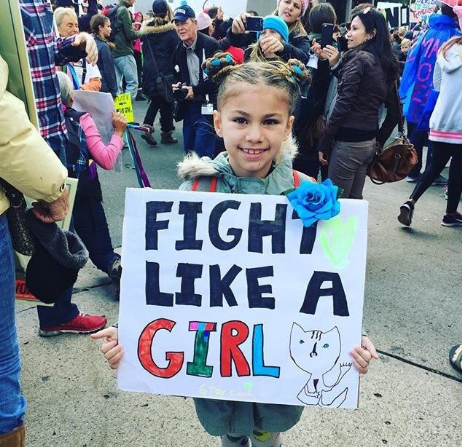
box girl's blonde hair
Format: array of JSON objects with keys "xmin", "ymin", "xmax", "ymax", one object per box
[
  {"xmin": 202, "ymin": 52, "xmax": 311, "ymax": 114},
  {"xmin": 248, "ymin": 42, "xmax": 283, "ymax": 63},
  {"xmin": 54, "ymin": 6, "xmax": 78, "ymax": 29},
  {"xmin": 439, "ymin": 35, "xmax": 462, "ymax": 60},
  {"xmin": 272, "ymin": 9, "xmax": 307, "ymax": 38}
]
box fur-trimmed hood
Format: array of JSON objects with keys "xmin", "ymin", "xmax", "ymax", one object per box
[
  {"xmin": 178, "ymin": 134, "xmax": 299, "ymax": 181},
  {"xmin": 140, "ymin": 20, "xmax": 176, "ymax": 35}
]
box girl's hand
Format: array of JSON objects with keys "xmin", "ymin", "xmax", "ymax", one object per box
[
  {"xmin": 232, "ymin": 12, "xmax": 249, "ymax": 34},
  {"xmin": 350, "ymin": 336, "xmax": 379, "ymax": 377},
  {"xmin": 112, "ymin": 112, "xmax": 128, "ymax": 137},
  {"xmin": 260, "ymin": 36, "xmax": 284, "ymax": 56},
  {"xmin": 318, "ymin": 151, "xmax": 329, "ymax": 166},
  {"xmin": 91, "ymin": 327, "xmax": 124, "ymax": 369}
]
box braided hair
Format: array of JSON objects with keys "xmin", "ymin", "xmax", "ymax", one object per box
[{"xmin": 202, "ymin": 52, "xmax": 311, "ymax": 114}]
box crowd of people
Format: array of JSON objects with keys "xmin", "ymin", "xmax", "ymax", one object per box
[{"xmin": 1, "ymin": 0, "xmax": 461, "ymax": 445}]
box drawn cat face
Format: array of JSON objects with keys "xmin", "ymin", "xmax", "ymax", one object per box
[{"xmin": 289, "ymin": 325, "xmax": 341, "ymax": 375}]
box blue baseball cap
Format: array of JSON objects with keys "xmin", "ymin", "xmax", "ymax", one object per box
[{"xmin": 174, "ymin": 5, "xmax": 195, "ymax": 21}]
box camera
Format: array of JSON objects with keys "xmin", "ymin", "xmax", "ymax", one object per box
[{"xmin": 173, "ymin": 83, "xmax": 189, "ymax": 102}]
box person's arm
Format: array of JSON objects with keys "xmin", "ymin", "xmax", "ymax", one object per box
[
  {"xmin": 99, "ymin": 44, "xmax": 118, "ymax": 97},
  {"xmin": 79, "ymin": 113, "xmax": 126, "ymax": 170},
  {"xmin": 0, "ymin": 59, "xmax": 67, "ymax": 205},
  {"xmin": 318, "ymin": 54, "xmax": 366, "ymax": 156},
  {"xmin": 118, "ymin": 7, "xmax": 142, "ymax": 42},
  {"xmin": 81, "ymin": 77, "xmax": 102, "ymax": 91},
  {"xmin": 278, "ymin": 35, "xmax": 311, "ymax": 64},
  {"xmin": 56, "ymin": 33, "xmax": 98, "ymax": 65},
  {"xmin": 376, "ymin": 82, "xmax": 400, "ymax": 148},
  {"xmin": 78, "ymin": 0, "xmax": 99, "ymax": 33}
]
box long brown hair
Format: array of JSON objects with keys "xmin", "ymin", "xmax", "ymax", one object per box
[{"xmin": 439, "ymin": 35, "xmax": 462, "ymax": 60}]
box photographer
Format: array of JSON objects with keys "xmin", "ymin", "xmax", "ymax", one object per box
[{"xmin": 172, "ymin": 4, "xmax": 220, "ymax": 157}]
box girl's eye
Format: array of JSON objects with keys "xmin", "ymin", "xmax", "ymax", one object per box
[
  {"xmin": 233, "ymin": 117, "xmax": 247, "ymax": 124},
  {"xmin": 264, "ymin": 119, "xmax": 279, "ymax": 125}
]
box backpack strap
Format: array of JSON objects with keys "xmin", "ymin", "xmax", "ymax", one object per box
[
  {"xmin": 191, "ymin": 176, "xmax": 218, "ymax": 192},
  {"xmin": 292, "ymin": 169, "xmax": 301, "ymax": 187}
]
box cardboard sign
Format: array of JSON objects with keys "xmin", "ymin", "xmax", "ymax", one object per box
[
  {"xmin": 114, "ymin": 93, "xmax": 134, "ymax": 123},
  {"xmin": 118, "ymin": 189, "xmax": 368, "ymax": 409}
]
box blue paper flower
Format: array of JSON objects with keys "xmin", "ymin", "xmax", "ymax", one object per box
[{"xmin": 287, "ymin": 179, "xmax": 341, "ymax": 227}]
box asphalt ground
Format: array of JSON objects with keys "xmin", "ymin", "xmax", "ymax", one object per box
[{"xmin": 16, "ymin": 100, "xmax": 462, "ymax": 446}]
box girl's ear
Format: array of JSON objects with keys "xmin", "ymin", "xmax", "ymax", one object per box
[
  {"xmin": 213, "ymin": 110, "xmax": 223, "ymax": 138},
  {"xmin": 283, "ymin": 115, "xmax": 295, "ymax": 141}
]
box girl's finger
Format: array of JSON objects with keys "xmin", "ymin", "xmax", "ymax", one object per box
[{"xmin": 101, "ymin": 339, "xmax": 118, "ymax": 355}]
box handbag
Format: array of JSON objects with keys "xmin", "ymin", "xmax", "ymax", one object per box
[
  {"xmin": 367, "ymin": 84, "xmax": 418, "ymax": 185},
  {"xmin": 143, "ymin": 39, "xmax": 174, "ymax": 103},
  {"xmin": 0, "ymin": 180, "xmax": 35, "ymax": 256}
]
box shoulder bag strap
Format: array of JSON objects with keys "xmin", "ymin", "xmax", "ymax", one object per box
[{"xmin": 394, "ymin": 81, "xmax": 406, "ymax": 136}]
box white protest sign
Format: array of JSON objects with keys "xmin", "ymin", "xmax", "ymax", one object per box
[
  {"xmin": 410, "ymin": 0, "xmax": 437, "ymax": 22},
  {"xmin": 118, "ymin": 188, "xmax": 368, "ymax": 409}
]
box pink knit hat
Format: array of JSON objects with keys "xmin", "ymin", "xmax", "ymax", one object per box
[
  {"xmin": 277, "ymin": 0, "xmax": 310, "ymax": 17},
  {"xmin": 197, "ymin": 11, "xmax": 212, "ymax": 31},
  {"xmin": 453, "ymin": 5, "xmax": 462, "ymax": 29}
]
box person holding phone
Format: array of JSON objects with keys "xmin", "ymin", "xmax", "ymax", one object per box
[
  {"xmin": 229, "ymin": 0, "xmax": 311, "ymax": 64},
  {"xmin": 246, "ymin": 16, "xmax": 290, "ymax": 62},
  {"xmin": 315, "ymin": 6, "xmax": 400, "ymax": 199}
]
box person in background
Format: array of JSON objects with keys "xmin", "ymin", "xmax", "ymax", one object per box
[
  {"xmin": 246, "ymin": 16, "xmax": 290, "ymax": 62},
  {"xmin": 113, "ymin": 0, "xmax": 145, "ymax": 101},
  {"xmin": 398, "ymin": 34, "xmax": 462, "ymax": 228},
  {"xmin": 91, "ymin": 14, "xmax": 118, "ymax": 97},
  {"xmin": 399, "ymin": 37, "xmax": 411, "ymax": 74},
  {"xmin": 133, "ymin": 11, "xmax": 145, "ymax": 101},
  {"xmin": 55, "ymin": 6, "xmax": 102, "ymax": 91},
  {"xmin": 197, "ymin": 11, "xmax": 213, "ymax": 36},
  {"xmin": 399, "ymin": 4, "xmax": 460, "ymax": 183},
  {"xmin": 230, "ymin": 0, "xmax": 311, "ymax": 64},
  {"xmin": 0, "ymin": 55, "xmax": 69, "ymax": 447},
  {"xmin": 140, "ymin": 0, "xmax": 179, "ymax": 146},
  {"xmin": 172, "ymin": 4, "xmax": 221, "ymax": 157},
  {"xmin": 19, "ymin": 0, "xmax": 106, "ymax": 335},
  {"xmin": 316, "ymin": 7, "xmax": 400, "ymax": 199},
  {"xmin": 54, "ymin": 0, "xmax": 98, "ymax": 32}
]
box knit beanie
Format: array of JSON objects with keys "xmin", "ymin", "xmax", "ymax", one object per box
[
  {"xmin": 277, "ymin": 0, "xmax": 309, "ymax": 17},
  {"xmin": 197, "ymin": 11, "xmax": 212, "ymax": 31},
  {"xmin": 152, "ymin": 0, "xmax": 168, "ymax": 16},
  {"xmin": 25, "ymin": 210, "xmax": 88, "ymax": 304},
  {"xmin": 259, "ymin": 16, "xmax": 290, "ymax": 42}
]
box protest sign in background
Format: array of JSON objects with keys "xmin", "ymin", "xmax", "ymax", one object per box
[
  {"xmin": 410, "ymin": 0, "xmax": 437, "ymax": 22},
  {"xmin": 118, "ymin": 189, "xmax": 368, "ymax": 409}
]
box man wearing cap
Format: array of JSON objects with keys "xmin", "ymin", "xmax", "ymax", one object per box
[
  {"xmin": 172, "ymin": 4, "xmax": 220, "ymax": 157},
  {"xmin": 113, "ymin": 0, "xmax": 145, "ymax": 101}
]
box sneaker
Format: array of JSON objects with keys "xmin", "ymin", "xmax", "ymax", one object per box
[
  {"xmin": 432, "ymin": 174, "xmax": 448, "ymax": 186},
  {"xmin": 441, "ymin": 212, "xmax": 462, "ymax": 227},
  {"xmin": 39, "ymin": 313, "xmax": 107, "ymax": 337},
  {"xmin": 398, "ymin": 200, "xmax": 415, "ymax": 226},
  {"xmin": 406, "ymin": 176, "xmax": 419, "ymax": 183}
]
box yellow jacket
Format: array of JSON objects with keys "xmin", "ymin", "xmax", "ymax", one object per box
[{"xmin": 0, "ymin": 56, "xmax": 67, "ymax": 216}]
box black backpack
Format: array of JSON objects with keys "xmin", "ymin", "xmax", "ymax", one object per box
[
  {"xmin": 102, "ymin": 4, "xmax": 120, "ymax": 42},
  {"xmin": 64, "ymin": 108, "xmax": 89, "ymax": 179}
]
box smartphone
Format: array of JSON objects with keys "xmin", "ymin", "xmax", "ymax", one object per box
[
  {"xmin": 245, "ymin": 16, "xmax": 264, "ymax": 32},
  {"xmin": 321, "ymin": 23, "xmax": 334, "ymax": 48},
  {"xmin": 337, "ymin": 35, "xmax": 348, "ymax": 52}
]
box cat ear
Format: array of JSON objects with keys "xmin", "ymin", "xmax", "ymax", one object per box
[{"xmin": 291, "ymin": 322, "xmax": 305, "ymax": 337}]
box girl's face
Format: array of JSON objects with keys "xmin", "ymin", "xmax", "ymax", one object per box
[
  {"xmin": 278, "ymin": 0, "xmax": 302, "ymax": 25},
  {"xmin": 346, "ymin": 16, "xmax": 374, "ymax": 49},
  {"xmin": 259, "ymin": 28, "xmax": 283, "ymax": 42},
  {"xmin": 99, "ymin": 20, "xmax": 112, "ymax": 39},
  {"xmin": 58, "ymin": 15, "xmax": 79, "ymax": 37},
  {"xmin": 213, "ymin": 83, "xmax": 294, "ymax": 179}
]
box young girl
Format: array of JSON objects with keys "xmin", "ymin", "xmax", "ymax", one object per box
[
  {"xmin": 246, "ymin": 16, "xmax": 290, "ymax": 62},
  {"xmin": 92, "ymin": 55, "xmax": 378, "ymax": 447}
]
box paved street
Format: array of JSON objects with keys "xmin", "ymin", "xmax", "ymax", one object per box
[{"xmin": 16, "ymin": 101, "xmax": 462, "ymax": 446}]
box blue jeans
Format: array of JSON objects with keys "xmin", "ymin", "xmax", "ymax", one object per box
[
  {"xmin": 0, "ymin": 214, "xmax": 27, "ymax": 434},
  {"xmin": 114, "ymin": 54, "xmax": 138, "ymax": 102},
  {"xmin": 183, "ymin": 102, "xmax": 216, "ymax": 158}
]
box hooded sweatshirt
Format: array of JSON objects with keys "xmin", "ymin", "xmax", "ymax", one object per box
[{"xmin": 429, "ymin": 43, "xmax": 462, "ymax": 144}]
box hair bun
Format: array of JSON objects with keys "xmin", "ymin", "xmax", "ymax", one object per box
[
  {"xmin": 287, "ymin": 58, "xmax": 311, "ymax": 87},
  {"xmin": 202, "ymin": 52, "xmax": 236, "ymax": 80}
]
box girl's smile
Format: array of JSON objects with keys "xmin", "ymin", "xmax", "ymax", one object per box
[{"xmin": 213, "ymin": 84, "xmax": 294, "ymax": 179}]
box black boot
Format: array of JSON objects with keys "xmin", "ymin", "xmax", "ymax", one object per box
[
  {"xmin": 141, "ymin": 125, "xmax": 157, "ymax": 146},
  {"xmin": 135, "ymin": 89, "xmax": 145, "ymax": 101},
  {"xmin": 161, "ymin": 131, "xmax": 178, "ymax": 144}
]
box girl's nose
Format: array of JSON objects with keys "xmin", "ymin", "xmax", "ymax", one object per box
[{"xmin": 246, "ymin": 125, "xmax": 263, "ymax": 142}]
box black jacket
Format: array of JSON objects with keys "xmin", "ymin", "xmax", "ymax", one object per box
[
  {"xmin": 172, "ymin": 32, "xmax": 221, "ymax": 103},
  {"xmin": 140, "ymin": 20, "xmax": 179, "ymax": 90},
  {"xmin": 319, "ymin": 48, "xmax": 399, "ymax": 154},
  {"xmin": 94, "ymin": 36, "xmax": 117, "ymax": 97}
]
